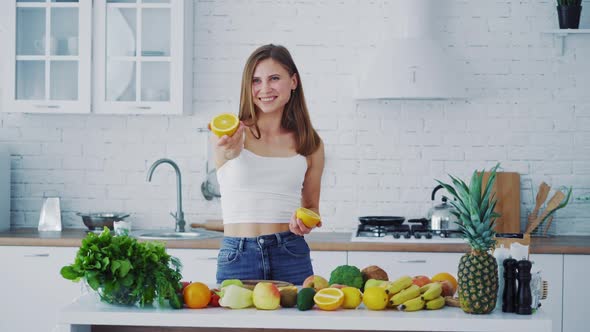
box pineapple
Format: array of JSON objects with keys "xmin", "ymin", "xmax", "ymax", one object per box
[{"xmin": 436, "ymin": 164, "xmax": 500, "ymax": 314}]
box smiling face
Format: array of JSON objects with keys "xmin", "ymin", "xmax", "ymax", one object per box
[{"xmin": 251, "ymin": 58, "xmax": 297, "ymax": 115}]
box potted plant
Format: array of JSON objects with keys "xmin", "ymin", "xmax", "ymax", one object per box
[{"xmin": 557, "ymin": 0, "xmax": 582, "ymax": 29}]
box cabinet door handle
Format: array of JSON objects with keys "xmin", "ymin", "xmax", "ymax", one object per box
[
  {"xmin": 135, "ymin": 106, "xmax": 152, "ymax": 110},
  {"xmin": 24, "ymin": 253, "xmax": 50, "ymax": 257},
  {"xmin": 397, "ymin": 259, "xmax": 426, "ymax": 263},
  {"xmin": 35, "ymin": 105, "xmax": 60, "ymax": 109}
]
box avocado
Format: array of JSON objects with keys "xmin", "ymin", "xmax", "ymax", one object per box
[{"xmin": 296, "ymin": 287, "xmax": 316, "ymax": 311}]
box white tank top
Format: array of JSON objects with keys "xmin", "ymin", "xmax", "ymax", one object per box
[{"xmin": 216, "ymin": 148, "xmax": 308, "ymax": 224}]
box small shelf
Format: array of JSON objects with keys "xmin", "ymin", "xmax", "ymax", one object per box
[{"xmin": 542, "ymin": 29, "xmax": 590, "ymax": 55}]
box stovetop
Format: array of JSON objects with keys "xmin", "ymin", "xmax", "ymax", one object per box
[{"xmin": 351, "ymin": 223, "xmax": 467, "ymax": 244}]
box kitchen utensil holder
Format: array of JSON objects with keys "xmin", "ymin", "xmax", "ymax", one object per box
[{"xmin": 530, "ymin": 213, "xmax": 557, "ymax": 237}]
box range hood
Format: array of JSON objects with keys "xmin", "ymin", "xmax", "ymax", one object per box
[{"xmin": 355, "ymin": 0, "xmax": 464, "ymax": 100}]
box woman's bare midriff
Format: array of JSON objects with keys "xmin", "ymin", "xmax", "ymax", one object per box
[{"xmin": 223, "ymin": 223, "xmax": 291, "ymax": 237}]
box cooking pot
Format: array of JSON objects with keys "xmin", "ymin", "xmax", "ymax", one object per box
[
  {"xmin": 426, "ymin": 185, "xmax": 460, "ymax": 232},
  {"xmin": 77, "ymin": 212, "xmax": 130, "ymax": 231}
]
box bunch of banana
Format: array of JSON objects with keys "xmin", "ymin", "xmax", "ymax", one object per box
[
  {"xmin": 397, "ymin": 295, "xmax": 425, "ymax": 312},
  {"xmin": 390, "ymin": 285, "xmax": 421, "ymax": 306},
  {"xmin": 385, "ymin": 276, "xmax": 413, "ymax": 296},
  {"xmin": 384, "ymin": 276, "xmax": 413, "ymax": 307},
  {"xmin": 385, "ymin": 278, "xmax": 448, "ymax": 312},
  {"xmin": 420, "ymin": 282, "xmax": 445, "ymax": 310}
]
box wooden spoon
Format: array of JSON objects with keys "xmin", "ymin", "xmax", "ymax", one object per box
[
  {"xmin": 525, "ymin": 190, "xmax": 565, "ymax": 234},
  {"xmin": 542, "ymin": 215, "xmax": 555, "ymax": 236},
  {"xmin": 526, "ymin": 182, "xmax": 550, "ymax": 231},
  {"xmin": 542, "ymin": 186, "xmax": 572, "ymax": 236}
]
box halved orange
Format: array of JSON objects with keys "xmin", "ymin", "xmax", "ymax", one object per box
[
  {"xmin": 210, "ymin": 113, "xmax": 239, "ymax": 137},
  {"xmin": 313, "ymin": 287, "xmax": 344, "ymax": 311},
  {"xmin": 296, "ymin": 207, "xmax": 321, "ymax": 228}
]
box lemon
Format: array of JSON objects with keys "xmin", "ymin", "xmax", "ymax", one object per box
[
  {"xmin": 362, "ymin": 286, "xmax": 388, "ymax": 310},
  {"xmin": 296, "ymin": 207, "xmax": 321, "ymax": 228},
  {"xmin": 210, "ymin": 113, "xmax": 239, "ymax": 137},
  {"xmin": 313, "ymin": 287, "xmax": 344, "ymax": 311},
  {"xmin": 341, "ymin": 287, "xmax": 362, "ymax": 309}
]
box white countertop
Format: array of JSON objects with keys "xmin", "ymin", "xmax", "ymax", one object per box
[{"xmin": 58, "ymin": 294, "xmax": 552, "ymax": 332}]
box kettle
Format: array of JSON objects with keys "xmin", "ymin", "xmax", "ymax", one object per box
[{"xmin": 427, "ymin": 185, "xmax": 460, "ymax": 232}]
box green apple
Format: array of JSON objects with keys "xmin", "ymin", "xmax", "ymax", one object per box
[
  {"xmin": 218, "ymin": 284, "xmax": 253, "ymax": 309},
  {"xmin": 364, "ymin": 278, "xmax": 388, "ymax": 290},
  {"xmin": 220, "ymin": 279, "xmax": 244, "ymax": 288}
]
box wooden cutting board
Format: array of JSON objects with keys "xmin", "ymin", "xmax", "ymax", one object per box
[
  {"xmin": 190, "ymin": 220, "xmax": 224, "ymax": 232},
  {"xmin": 482, "ymin": 172, "xmax": 521, "ymax": 233}
]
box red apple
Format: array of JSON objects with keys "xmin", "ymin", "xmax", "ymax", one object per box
[
  {"xmin": 438, "ymin": 280, "xmax": 455, "ymax": 297},
  {"xmin": 180, "ymin": 281, "xmax": 191, "ymax": 292},
  {"xmin": 412, "ymin": 275, "xmax": 431, "ymax": 287},
  {"xmin": 302, "ymin": 275, "xmax": 329, "ymax": 291},
  {"xmin": 252, "ymin": 282, "xmax": 281, "ymax": 310}
]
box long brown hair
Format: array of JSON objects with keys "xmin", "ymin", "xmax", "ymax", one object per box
[{"xmin": 239, "ymin": 44, "xmax": 321, "ymax": 156}]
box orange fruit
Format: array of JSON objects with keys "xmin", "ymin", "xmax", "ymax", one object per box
[
  {"xmin": 296, "ymin": 207, "xmax": 321, "ymax": 228},
  {"xmin": 313, "ymin": 287, "xmax": 344, "ymax": 311},
  {"xmin": 183, "ymin": 282, "xmax": 211, "ymax": 309},
  {"xmin": 431, "ymin": 272, "xmax": 458, "ymax": 293},
  {"xmin": 210, "ymin": 113, "xmax": 239, "ymax": 137}
]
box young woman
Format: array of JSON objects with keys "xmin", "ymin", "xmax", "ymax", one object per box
[{"xmin": 212, "ymin": 44, "xmax": 325, "ymax": 285}]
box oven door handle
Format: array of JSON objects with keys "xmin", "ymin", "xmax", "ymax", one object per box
[{"xmin": 397, "ymin": 259, "xmax": 427, "ymax": 263}]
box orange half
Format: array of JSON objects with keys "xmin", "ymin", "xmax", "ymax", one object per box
[
  {"xmin": 210, "ymin": 113, "xmax": 239, "ymax": 137},
  {"xmin": 296, "ymin": 207, "xmax": 321, "ymax": 228},
  {"xmin": 313, "ymin": 287, "xmax": 344, "ymax": 311}
]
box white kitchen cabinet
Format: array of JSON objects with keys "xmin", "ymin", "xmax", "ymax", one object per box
[
  {"xmin": 311, "ymin": 250, "xmax": 347, "ymax": 280},
  {"xmin": 92, "ymin": 0, "xmax": 193, "ymax": 114},
  {"xmin": 2, "ymin": 0, "xmax": 192, "ymax": 115},
  {"xmin": 0, "ymin": 246, "xmax": 81, "ymax": 332},
  {"xmin": 563, "ymin": 255, "xmax": 590, "ymax": 332},
  {"xmin": 167, "ymin": 249, "xmax": 348, "ymax": 286},
  {"xmin": 2, "ymin": 0, "xmax": 92, "ymax": 113},
  {"xmin": 530, "ymin": 254, "xmax": 564, "ymax": 332},
  {"xmin": 347, "ymin": 251, "xmax": 463, "ymax": 279},
  {"xmin": 167, "ymin": 248, "xmax": 219, "ymax": 285}
]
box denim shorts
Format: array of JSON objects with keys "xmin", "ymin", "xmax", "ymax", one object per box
[{"xmin": 216, "ymin": 231, "xmax": 314, "ymax": 285}]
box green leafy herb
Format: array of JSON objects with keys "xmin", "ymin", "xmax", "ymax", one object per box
[{"xmin": 60, "ymin": 228, "xmax": 183, "ymax": 307}]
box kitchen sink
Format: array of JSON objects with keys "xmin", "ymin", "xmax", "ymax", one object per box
[{"xmin": 133, "ymin": 229, "xmax": 222, "ymax": 240}]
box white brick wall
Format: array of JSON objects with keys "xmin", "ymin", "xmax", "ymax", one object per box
[{"xmin": 1, "ymin": 0, "xmax": 589, "ymax": 234}]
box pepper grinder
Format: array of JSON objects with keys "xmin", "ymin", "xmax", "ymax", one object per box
[
  {"xmin": 516, "ymin": 259, "xmax": 533, "ymax": 315},
  {"xmin": 502, "ymin": 258, "xmax": 517, "ymax": 313}
]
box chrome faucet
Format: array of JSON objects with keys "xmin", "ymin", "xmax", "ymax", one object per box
[{"xmin": 146, "ymin": 158, "xmax": 186, "ymax": 232}]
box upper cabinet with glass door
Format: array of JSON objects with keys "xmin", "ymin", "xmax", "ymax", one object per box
[
  {"xmin": 2, "ymin": 0, "xmax": 92, "ymax": 113},
  {"xmin": 93, "ymin": 0, "xmax": 193, "ymax": 114}
]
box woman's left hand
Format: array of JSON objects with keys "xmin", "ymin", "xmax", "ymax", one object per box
[{"xmin": 289, "ymin": 212, "xmax": 322, "ymax": 236}]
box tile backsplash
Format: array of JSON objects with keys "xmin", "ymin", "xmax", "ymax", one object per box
[{"xmin": 0, "ymin": 1, "xmax": 589, "ymax": 234}]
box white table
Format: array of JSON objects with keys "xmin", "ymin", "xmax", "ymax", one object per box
[{"xmin": 58, "ymin": 294, "xmax": 552, "ymax": 332}]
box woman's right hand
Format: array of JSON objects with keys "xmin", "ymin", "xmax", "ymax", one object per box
[{"xmin": 211, "ymin": 121, "xmax": 246, "ymax": 165}]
